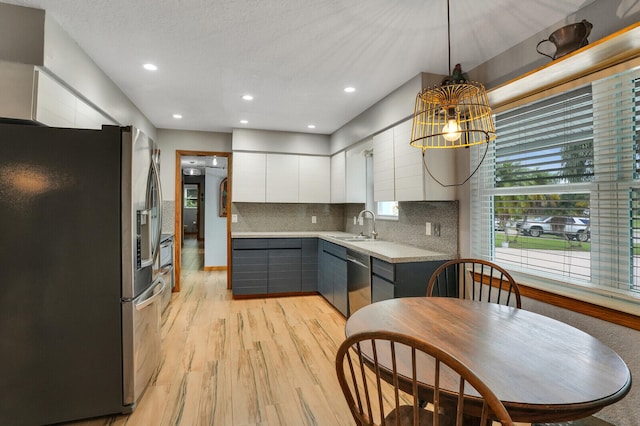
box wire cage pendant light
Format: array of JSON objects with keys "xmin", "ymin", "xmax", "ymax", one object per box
[
  {"xmin": 410, "ymin": 81, "xmax": 495, "ymax": 149},
  {"xmin": 410, "ymin": 0, "xmax": 496, "ymax": 152}
]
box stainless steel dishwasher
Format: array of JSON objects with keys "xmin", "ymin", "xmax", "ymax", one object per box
[{"xmin": 347, "ymin": 250, "xmax": 371, "ymax": 316}]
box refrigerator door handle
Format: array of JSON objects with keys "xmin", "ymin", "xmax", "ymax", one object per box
[
  {"xmin": 135, "ymin": 278, "xmax": 166, "ymax": 311},
  {"xmin": 150, "ymin": 158, "xmax": 163, "ymax": 268}
]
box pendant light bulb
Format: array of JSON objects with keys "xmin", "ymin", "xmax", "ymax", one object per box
[{"xmin": 442, "ymin": 118, "xmax": 462, "ymax": 142}]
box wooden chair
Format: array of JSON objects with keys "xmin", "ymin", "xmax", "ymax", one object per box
[
  {"xmin": 427, "ymin": 259, "xmax": 522, "ymax": 308},
  {"xmin": 335, "ymin": 330, "xmax": 514, "ymax": 426}
]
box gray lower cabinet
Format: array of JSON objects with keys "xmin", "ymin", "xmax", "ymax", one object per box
[
  {"xmin": 232, "ymin": 237, "xmax": 446, "ymax": 307},
  {"xmin": 267, "ymin": 238, "xmax": 302, "ymax": 293},
  {"xmin": 318, "ymin": 240, "xmax": 331, "ymax": 302},
  {"xmin": 301, "ymin": 238, "xmax": 318, "ymax": 292},
  {"xmin": 318, "ymin": 240, "xmax": 348, "ymax": 316},
  {"xmin": 268, "ymin": 248, "xmax": 302, "ymax": 293},
  {"xmin": 231, "ymin": 239, "xmax": 269, "ymax": 296},
  {"xmin": 232, "ymin": 238, "xmax": 318, "ymax": 296},
  {"xmin": 371, "ymin": 257, "xmax": 447, "ymax": 302}
]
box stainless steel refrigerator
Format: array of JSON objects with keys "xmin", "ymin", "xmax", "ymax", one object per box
[{"xmin": 0, "ymin": 123, "xmax": 165, "ymax": 425}]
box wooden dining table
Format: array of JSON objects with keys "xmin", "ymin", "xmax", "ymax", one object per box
[{"xmin": 345, "ymin": 297, "xmax": 632, "ymax": 423}]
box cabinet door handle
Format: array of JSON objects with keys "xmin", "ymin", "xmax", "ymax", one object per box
[{"xmin": 347, "ymin": 256, "xmax": 369, "ymax": 269}]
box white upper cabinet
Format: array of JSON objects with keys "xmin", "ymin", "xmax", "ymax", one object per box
[
  {"xmin": 266, "ymin": 154, "xmax": 299, "ymax": 203},
  {"xmin": 0, "ymin": 63, "xmax": 116, "ymax": 128},
  {"xmin": 330, "ymin": 152, "xmax": 346, "ymax": 203},
  {"xmin": 36, "ymin": 71, "xmax": 117, "ymax": 129},
  {"xmin": 373, "ymin": 119, "xmax": 455, "ymax": 201},
  {"xmin": 372, "ymin": 127, "xmax": 395, "ymax": 201},
  {"xmin": 233, "ymin": 152, "xmax": 331, "ymax": 203},
  {"xmin": 393, "ymin": 120, "xmax": 425, "ymax": 201},
  {"xmin": 419, "ymin": 148, "xmax": 456, "ymax": 200},
  {"xmin": 232, "ymin": 152, "xmax": 266, "ymax": 202},
  {"xmin": 300, "ymin": 155, "xmax": 330, "ymax": 203},
  {"xmin": 345, "ymin": 139, "xmax": 372, "ymax": 203}
]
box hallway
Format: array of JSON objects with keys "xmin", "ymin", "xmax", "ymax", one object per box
[{"xmin": 181, "ymin": 235, "xmax": 205, "ymax": 272}]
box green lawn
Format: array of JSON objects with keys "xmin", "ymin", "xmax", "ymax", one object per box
[
  {"xmin": 495, "ymin": 231, "xmax": 640, "ymax": 254},
  {"xmin": 495, "ymin": 232, "xmax": 591, "ymax": 252}
]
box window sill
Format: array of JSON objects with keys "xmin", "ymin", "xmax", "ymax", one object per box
[{"xmin": 509, "ymin": 273, "xmax": 640, "ymax": 331}]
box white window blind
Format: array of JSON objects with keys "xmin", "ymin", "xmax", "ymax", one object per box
[{"xmin": 472, "ymin": 66, "xmax": 640, "ymax": 295}]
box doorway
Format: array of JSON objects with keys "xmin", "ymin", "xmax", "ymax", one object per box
[
  {"xmin": 183, "ymin": 183, "xmax": 201, "ymax": 238},
  {"xmin": 174, "ymin": 150, "xmax": 232, "ymax": 292}
]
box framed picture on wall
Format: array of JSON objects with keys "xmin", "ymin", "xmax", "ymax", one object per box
[{"xmin": 219, "ymin": 177, "xmax": 228, "ymax": 217}]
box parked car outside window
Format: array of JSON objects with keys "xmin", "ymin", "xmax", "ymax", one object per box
[{"xmin": 516, "ymin": 216, "xmax": 590, "ymax": 241}]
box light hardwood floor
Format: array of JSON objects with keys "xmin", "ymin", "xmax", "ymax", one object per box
[
  {"xmin": 65, "ymin": 237, "xmax": 539, "ymax": 426},
  {"xmin": 68, "ymin": 237, "xmax": 354, "ymax": 426}
]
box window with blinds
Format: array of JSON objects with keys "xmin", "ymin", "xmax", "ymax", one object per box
[{"xmin": 472, "ymin": 66, "xmax": 640, "ymax": 295}]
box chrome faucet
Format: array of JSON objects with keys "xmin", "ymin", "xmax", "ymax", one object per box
[{"xmin": 358, "ymin": 209, "xmax": 378, "ymax": 239}]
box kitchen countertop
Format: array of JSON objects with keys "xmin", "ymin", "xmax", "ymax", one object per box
[{"xmin": 231, "ymin": 231, "xmax": 452, "ymax": 263}]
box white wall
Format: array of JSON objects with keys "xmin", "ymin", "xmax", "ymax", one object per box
[
  {"xmin": 42, "ymin": 13, "xmax": 155, "ymax": 138},
  {"xmin": 0, "ymin": 3, "xmax": 155, "ymax": 136},
  {"xmin": 204, "ymin": 168, "xmax": 228, "ymax": 267},
  {"xmin": 232, "ymin": 128, "xmax": 330, "ymax": 155},
  {"xmin": 329, "ymin": 73, "xmax": 444, "ymax": 154},
  {"xmin": 471, "ymin": 0, "xmax": 640, "ymax": 89},
  {"xmin": 156, "ymin": 129, "xmax": 232, "ymax": 202}
]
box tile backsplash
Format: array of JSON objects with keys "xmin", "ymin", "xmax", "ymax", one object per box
[
  {"xmin": 162, "ymin": 201, "xmax": 175, "ymax": 234},
  {"xmin": 231, "ymin": 203, "xmax": 345, "ymax": 232},
  {"xmin": 344, "ymin": 202, "xmax": 458, "ymax": 256},
  {"xmin": 231, "ymin": 201, "xmax": 458, "ymax": 256}
]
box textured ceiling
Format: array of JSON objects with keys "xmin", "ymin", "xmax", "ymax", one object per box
[{"xmin": 5, "ymin": 0, "xmax": 591, "ymax": 134}]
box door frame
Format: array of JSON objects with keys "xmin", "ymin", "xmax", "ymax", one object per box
[{"xmin": 174, "ymin": 150, "xmax": 232, "ymax": 292}]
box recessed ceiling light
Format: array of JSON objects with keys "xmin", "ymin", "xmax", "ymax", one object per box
[
  {"xmin": 240, "ymin": 119, "xmax": 249, "ymax": 124},
  {"xmin": 143, "ymin": 63, "xmax": 158, "ymax": 71},
  {"xmin": 173, "ymin": 114, "xmax": 182, "ymax": 119},
  {"xmin": 242, "ymin": 94, "xmax": 254, "ymax": 101},
  {"xmin": 344, "ymin": 87, "xmax": 356, "ymax": 93},
  {"xmin": 307, "ymin": 124, "xmax": 316, "ymax": 129}
]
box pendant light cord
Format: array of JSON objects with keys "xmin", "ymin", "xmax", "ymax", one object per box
[
  {"xmin": 421, "ymin": 141, "xmax": 489, "ymax": 187},
  {"xmin": 447, "ymin": 0, "xmax": 451, "ymax": 75},
  {"xmin": 414, "ymin": 0, "xmax": 494, "ymax": 187}
]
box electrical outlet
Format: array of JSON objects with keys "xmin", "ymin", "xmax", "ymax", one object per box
[
  {"xmin": 353, "ymin": 216, "xmax": 357, "ymax": 225},
  {"xmin": 358, "ymin": 216, "xmax": 364, "ymax": 226},
  {"xmin": 231, "ymin": 214, "xmax": 238, "ymax": 223},
  {"xmin": 311, "ymin": 215, "xmax": 317, "ymax": 224},
  {"xmin": 434, "ymin": 223, "xmax": 441, "ymax": 237},
  {"xmin": 425, "ymin": 222, "xmax": 431, "ymax": 236}
]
